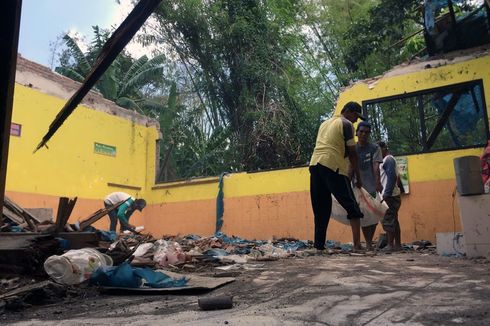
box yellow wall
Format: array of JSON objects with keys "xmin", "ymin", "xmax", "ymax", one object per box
[
  {"xmin": 141, "ymin": 168, "xmax": 463, "ymax": 243},
  {"xmin": 336, "ymin": 54, "xmax": 490, "ymax": 182},
  {"xmin": 145, "ymin": 169, "xmax": 313, "ymax": 239},
  {"xmin": 141, "ymin": 52, "xmax": 490, "ymax": 242},
  {"xmin": 8, "ymin": 85, "xmax": 159, "ymax": 198},
  {"xmin": 6, "ymin": 82, "xmax": 158, "ymax": 227},
  {"xmin": 7, "ymin": 52, "xmax": 490, "ymax": 243}
]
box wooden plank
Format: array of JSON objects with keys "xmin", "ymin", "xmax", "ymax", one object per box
[
  {"xmin": 0, "ymin": 280, "xmax": 52, "ymax": 300},
  {"xmin": 0, "ymin": 234, "xmax": 58, "ymax": 275},
  {"xmin": 55, "ymin": 197, "xmax": 69, "ymax": 233},
  {"xmin": 107, "ymin": 182, "xmax": 142, "ymax": 190},
  {"xmin": 54, "ymin": 197, "xmax": 77, "ymax": 233},
  {"xmin": 64, "ymin": 197, "xmax": 78, "ymax": 225},
  {"xmin": 34, "ymin": 0, "xmax": 162, "ymax": 151},
  {"xmin": 3, "ymin": 197, "xmax": 38, "ymax": 231},
  {"xmin": 4, "ymin": 196, "xmax": 42, "ymax": 223},
  {"xmin": 0, "ymin": 234, "xmax": 44, "ymax": 250},
  {"xmin": 78, "ymin": 198, "xmax": 130, "ymax": 231},
  {"xmin": 152, "ymin": 177, "xmax": 220, "ymax": 190},
  {"xmin": 2, "ymin": 205, "xmax": 24, "ymax": 225},
  {"xmin": 57, "ymin": 232, "xmax": 99, "ymax": 249}
]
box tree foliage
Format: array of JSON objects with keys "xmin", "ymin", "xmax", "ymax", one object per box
[
  {"xmin": 55, "ymin": 26, "xmax": 167, "ymax": 115},
  {"xmin": 342, "ymin": 0, "xmax": 424, "ymax": 78},
  {"xmin": 54, "ymin": 1, "xmax": 429, "ymax": 181},
  {"xmin": 149, "ymin": 0, "xmax": 322, "ymax": 173}
]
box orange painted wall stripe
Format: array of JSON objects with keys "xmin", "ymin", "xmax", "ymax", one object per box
[{"xmin": 139, "ymin": 178, "xmax": 460, "ymax": 243}]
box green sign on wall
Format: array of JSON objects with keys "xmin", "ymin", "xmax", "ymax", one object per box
[{"xmin": 94, "ymin": 142, "xmax": 116, "ymax": 157}]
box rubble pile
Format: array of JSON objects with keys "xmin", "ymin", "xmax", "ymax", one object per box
[
  {"xmin": 0, "ymin": 196, "xmax": 438, "ymax": 315},
  {"xmin": 0, "ymin": 196, "xmax": 123, "ymax": 276},
  {"xmin": 1, "ymin": 196, "xmax": 125, "ymax": 235}
]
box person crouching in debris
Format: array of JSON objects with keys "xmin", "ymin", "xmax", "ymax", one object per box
[
  {"xmin": 378, "ymin": 142, "xmax": 402, "ymax": 251},
  {"xmin": 103, "ymin": 192, "xmax": 146, "ymax": 232},
  {"xmin": 352, "ymin": 121, "xmax": 383, "ymax": 251},
  {"xmin": 309, "ymin": 101, "xmax": 365, "ymax": 253}
]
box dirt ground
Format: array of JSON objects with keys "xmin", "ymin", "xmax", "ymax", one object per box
[{"xmin": 2, "ymin": 251, "xmax": 490, "ymax": 326}]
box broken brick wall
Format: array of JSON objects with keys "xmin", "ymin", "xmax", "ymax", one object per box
[{"xmin": 6, "ymin": 56, "xmax": 159, "ymax": 229}]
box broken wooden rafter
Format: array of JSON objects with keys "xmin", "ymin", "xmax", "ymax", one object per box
[
  {"xmin": 3, "ymin": 205, "xmax": 24, "ymax": 225},
  {"xmin": 34, "ymin": 0, "xmax": 162, "ymax": 152},
  {"xmin": 54, "ymin": 197, "xmax": 78, "ymax": 233},
  {"xmin": 3, "ymin": 196, "xmax": 41, "ymax": 231}
]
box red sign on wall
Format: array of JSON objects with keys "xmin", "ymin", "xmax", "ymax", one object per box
[{"xmin": 10, "ymin": 123, "xmax": 21, "ymax": 137}]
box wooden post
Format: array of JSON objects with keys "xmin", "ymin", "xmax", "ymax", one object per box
[{"xmin": 0, "ymin": 0, "xmax": 23, "ymax": 227}]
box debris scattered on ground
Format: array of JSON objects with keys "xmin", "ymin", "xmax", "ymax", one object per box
[
  {"xmin": 0, "ymin": 234, "xmax": 60, "ymax": 275},
  {"xmin": 0, "ymin": 200, "xmax": 440, "ymax": 316},
  {"xmin": 1, "ymin": 196, "xmax": 125, "ymax": 235},
  {"xmin": 0, "ymin": 196, "xmax": 130, "ymax": 276},
  {"xmin": 0, "ymin": 280, "xmax": 68, "ymax": 313}
]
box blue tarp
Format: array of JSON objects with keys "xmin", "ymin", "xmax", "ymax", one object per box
[
  {"xmin": 275, "ymin": 240, "xmax": 309, "ymax": 252},
  {"xmin": 184, "ymin": 232, "xmax": 316, "ymax": 255},
  {"xmin": 96, "ymin": 230, "xmax": 118, "ymax": 242},
  {"xmin": 214, "ymin": 231, "xmax": 257, "ymax": 245},
  {"xmin": 215, "ymin": 173, "xmax": 227, "ymax": 233},
  {"xmin": 90, "ymin": 262, "xmax": 188, "ymax": 288}
]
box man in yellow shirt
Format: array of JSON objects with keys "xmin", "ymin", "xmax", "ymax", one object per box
[{"xmin": 309, "ymin": 101, "xmax": 365, "ymax": 251}]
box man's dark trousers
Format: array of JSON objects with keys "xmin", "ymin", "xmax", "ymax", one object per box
[
  {"xmin": 310, "ymin": 164, "xmax": 363, "ymax": 250},
  {"xmin": 104, "ymin": 202, "xmax": 118, "ymax": 232}
]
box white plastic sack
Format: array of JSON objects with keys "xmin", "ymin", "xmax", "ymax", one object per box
[
  {"xmin": 133, "ymin": 242, "xmax": 154, "ymax": 257},
  {"xmin": 253, "ymin": 243, "xmax": 289, "ymax": 259},
  {"xmin": 44, "ymin": 248, "xmax": 113, "ymax": 285},
  {"xmin": 331, "ymin": 187, "xmax": 388, "ymax": 227}
]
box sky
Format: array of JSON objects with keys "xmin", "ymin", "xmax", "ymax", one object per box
[{"xmin": 18, "ymin": 0, "xmax": 135, "ymax": 68}]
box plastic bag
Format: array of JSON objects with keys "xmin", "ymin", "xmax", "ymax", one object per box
[
  {"xmin": 331, "ymin": 187, "xmax": 388, "ymax": 227},
  {"xmin": 133, "ymin": 243, "xmax": 154, "ymax": 257},
  {"xmin": 44, "ymin": 248, "xmax": 113, "ymax": 285},
  {"xmin": 153, "ymin": 240, "xmax": 186, "ymax": 267},
  {"xmin": 252, "ymin": 243, "xmax": 289, "ymax": 259}
]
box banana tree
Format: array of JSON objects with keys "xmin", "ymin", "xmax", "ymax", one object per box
[{"xmin": 54, "ymin": 26, "xmax": 167, "ymax": 115}]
